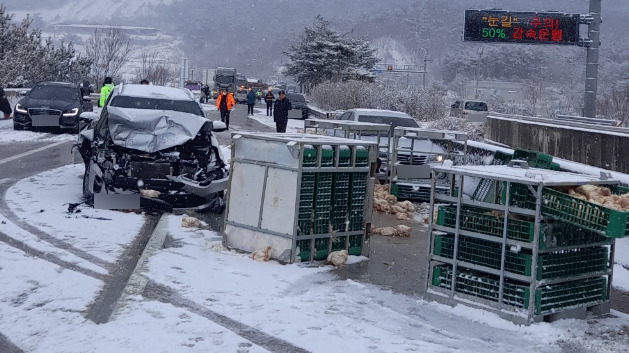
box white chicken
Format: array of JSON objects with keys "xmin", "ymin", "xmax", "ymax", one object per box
[
  {"xmin": 326, "ymin": 250, "xmax": 348, "ymax": 267},
  {"xmin": 181, "ymin": 216, "xmax": 201, "ymax": 228},
  {"xmin": 140, "ymin": 189, "xmax": 161, "ymax": 198},
  {"xmin": 396, "ymin": 225, "xmax": 412, "ymax": 237},
  {"xmin": 251, "ymin": 246, "xmax": 272, "ymax": 262}
]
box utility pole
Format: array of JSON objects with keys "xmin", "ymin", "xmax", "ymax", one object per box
[
  {"xmin": 475, "ymin": 47, "xmax": 483, "ymax": 99},
  {"xmin": 584, "ymin": 0, "xmax": 601, "ymax": 118}
]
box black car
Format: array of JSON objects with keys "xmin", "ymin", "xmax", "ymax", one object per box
[
  {"xmin": 13, "ymin": 82, "xmax": 92, "ymax": 133},
  {"xmin": 286, "ymin": 93, "xmax": 309, "ymax": 119}
]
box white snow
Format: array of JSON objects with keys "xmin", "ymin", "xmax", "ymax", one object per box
[{"xmin": 0, "ymin": 118, "xmax": 75, "ymax": 144}]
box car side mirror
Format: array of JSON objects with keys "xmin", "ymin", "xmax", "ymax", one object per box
[
  {"xmin": 19, "ymin": 90, "xmax": 28, "ymax": 96},
  {"xmin": 211, "ymin": 121, "xmax": 227, "ymax": 132}
]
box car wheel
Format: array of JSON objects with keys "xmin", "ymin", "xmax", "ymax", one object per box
[
  {"xmin": 82, "ymin": 162, "xmax": 103, "ymax": 203},
  {"xmin": 13, "ymin": 123, "xmax": 24, "ymax": 131}
]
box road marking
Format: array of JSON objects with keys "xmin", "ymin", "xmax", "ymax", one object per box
[{"xmin": 0, "ymin": 140, "xmax": 69, "ymax": 166}]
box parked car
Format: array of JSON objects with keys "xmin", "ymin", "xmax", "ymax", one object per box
[
  {"xmin": 286, "ymin": 93, "xmax": 309, "ymax": 119},
  {"xmin": 13, "ymin": 81, "xmax": 93, "ymax": 133},
  {"xmin": 450, "ymin": 99, "xmax": 488, "ymax": 123},
  {"xmin": 336, "ymin": 109, "xmax": 445, "ymax": 178},
  {"xmin": 73, "ymin": 84, "xmax": 229, "ymax": 212},
  {"xmin": 232, "ymin": 88, "xmax": 247, "ymax": 104}
]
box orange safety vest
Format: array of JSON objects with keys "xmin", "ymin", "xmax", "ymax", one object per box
[{"xmin": 216, "ymin": 93, "xmax": 235, "ymax": 110}]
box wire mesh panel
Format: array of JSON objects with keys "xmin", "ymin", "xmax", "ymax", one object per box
[{"xmin": 349, "ymin": 172, "xmax": 368, "ymax": 232}]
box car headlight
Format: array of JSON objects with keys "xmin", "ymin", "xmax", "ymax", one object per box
[
  {"xmin": 429, "ymin": 155, "xmax": 444, "ymax": 163},
  {"xmin": 63, "ymin": 108, "xmax": 79, "ymax": 117},
  {"xmin": 15, "ymin": 104, "xmax": 27, "ymax": 113}
]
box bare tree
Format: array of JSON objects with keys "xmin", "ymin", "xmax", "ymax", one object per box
[
  {"xmin": 134, "ymin": 50, "xmax": 174, "ymax": 86},
  {"xmin": 86, "ymin": 27, "xmax": 133, "ymax": 85}
]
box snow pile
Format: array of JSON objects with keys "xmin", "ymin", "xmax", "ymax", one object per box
[{"xmin": 0, "ymin": 119, "xmax": 76, "ymax": 144}]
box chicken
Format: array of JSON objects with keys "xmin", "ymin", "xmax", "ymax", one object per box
[
  {"xmin": 396, "ymin": 212, "xmax": 410, "ymax": 221},
  {"xmin": 396, "ymin": 225, "xmax": 412, "ymax": 237},
  {"xmin": 379, "ymin": 202, "xmax": 391, "ymax": 214},
  {"xmin": 390, "ymin": 205, "xmax": 406, "ymax": 215},
  {"xmin": 385, "ymin": 195, "xmax": 398, "ymax": 205},
  {"xmin": 181, "ymin": 216, "xmax": 201, "ymax": 228},
  {"xmin": 399, "ymin": 201, "xmax": 417, "ymax": 213},
  {"xmin": 140, "ymin": 189, "xmax": 161, "ymax": 198},
  {"xmin": 326, "ymin": 250, "xmax": 348, "ymax": 267},
  {"xmin": 251, "ymin": 245, "xmax": 272, "ymax": 262},
  {"xmin": 373, "ymin": 226, "xmax": 398, "ymax": 236}
]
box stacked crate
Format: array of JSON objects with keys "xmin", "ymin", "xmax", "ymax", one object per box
[
  {"xmin": 425, "ymin": 163, "xmax": 618, "ymax": 324},
  {"xmin": 224, "ymin": 133, "xmax": 376, "ymax": 264}
]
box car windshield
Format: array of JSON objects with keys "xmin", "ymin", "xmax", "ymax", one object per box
[
  {"xmin": 215, "ymin": 76, "xmax": 233, "ymax": 84},
  {"xmin": 29, "ymin": 85, "xmax": 79, "ymax": 101},
  {"xmin": 357, "ymin": 115, "xmax": 420, "ymax": 129},
  {"xmin": 464, "ymin": 101, "xmax": 488, "ymax": 111},
  {"xmin": 110, "ymin": 96, "xmax": 204, "ymax": 116},
  {"xmin": 286, "ymin": 94, "xmax": 305, "ymax": 103}
]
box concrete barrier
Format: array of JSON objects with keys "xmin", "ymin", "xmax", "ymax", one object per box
[{"xmin": 486, "ymin": 115, "xmax": 629, "ymax": 174}]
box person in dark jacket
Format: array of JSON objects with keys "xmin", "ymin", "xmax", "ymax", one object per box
[
  {"xmin": 0, "ymin": 87, "xmax": 11, "ymax": 120},
  {"xmin": 246, "ymin": 87, "xmax": 256, "ymax": 116},
  {"xmin": 264, "ymin": 88, "xmax": 274, "ymax": 116},
  {"xmin": 273, "ymin": 90, "xmax": 291, "ymax": 133},
  {"xmin": 81, "ymin": 80, "xmax": 93, "ymax": 97}
]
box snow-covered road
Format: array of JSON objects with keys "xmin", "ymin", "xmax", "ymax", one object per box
[{"xmin": 1, "ymin": 165, "xmax": 629, "ymax": 352}]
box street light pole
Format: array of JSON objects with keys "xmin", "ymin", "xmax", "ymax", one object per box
[
  {"xmin": 475, "ymin": 47, "xmax": 483, "ymax": 99},
  {"xmin": 584, "ymin": 0, "xmax": 601, "ymax": 118}
]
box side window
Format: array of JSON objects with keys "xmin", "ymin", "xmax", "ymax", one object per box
[
  {"xmin": 452, "ymin": 101, "xmax": 460, "ymax": 109},
  {"xmin": 339, "ymin": 112, "xmax": 351, "ymax": 120}
]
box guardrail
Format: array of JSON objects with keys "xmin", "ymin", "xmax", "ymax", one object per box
[
  {"xmin": 489, "ymin": 112, "xmax": 629, "ymax": 135},
  {"xmin": 555, "ymin": 114, "xmax": 619, "ymax": 127},
  {"xmin": 308, "ymin": 106, "xmax": 344, "ymax": 120}
]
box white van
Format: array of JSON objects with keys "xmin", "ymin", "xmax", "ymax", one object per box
[{"xmin": 450, "ymin": 100, "xmax": 488, "ymax": 123}]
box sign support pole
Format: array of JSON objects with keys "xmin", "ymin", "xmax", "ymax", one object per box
[{"xmin": 584, "ymin": 0, "xmax": 601, "ymax": 118}]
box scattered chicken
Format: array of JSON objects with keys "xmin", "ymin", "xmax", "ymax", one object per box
[
  {"xmin": 396, "ymin": 213, "xmax": 410, "ymax": 221},
  {"xmin": 385, "ymin": 194, "xmax": 398, "ymax": 205},
  {"xmin": 326, "ymin": 250, "xmax": 348, "ymax": 267},
  {"xmin": 251, "ymin": 245, "xmax": 272, "ymax": 262},
  {"xmin": 181, "ymin": 216, "xmax": 201, "ymax": 228},
  {"xmin": 559, "ymin": 185, "xmax": 629, "ymax": 211},
  {"xmin": 399, "ymin": 200, "xmax": 417, "ymax": 213},
  {"xmin": 140, "ymin": 189, "xmax": 161, "ymax": 198},
  {"xmin": 390, "ymin": 205, "xmax": 406, "ymax": 215},
  {"xmin": 373, "ymin": 226, "xmax": 397, "ymax": 236},
  {"xmin": 396, "ymin": 225, "xmax": 412, "ymax": 237}
]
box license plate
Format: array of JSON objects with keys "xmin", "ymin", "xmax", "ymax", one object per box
[
  {"xmin": 31, "ymin": 114, "xmax": 60, "ymax": 127},
  {"xmin": 94, "ymin": 193, "xmax": 140, "ymax": 210}
]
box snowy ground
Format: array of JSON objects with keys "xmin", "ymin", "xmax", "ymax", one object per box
[
  {"xmin": 0, "ymin": 114, "xmax": 76, "ymax": 145},
  {"xmin": 2, "ymin": 165, "xmax": 629, "ymax": 352}
]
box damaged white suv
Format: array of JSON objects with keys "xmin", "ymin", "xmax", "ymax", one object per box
[{"xmin": 73, "ymin": 84, "xmax": 229, "ymax": 212}]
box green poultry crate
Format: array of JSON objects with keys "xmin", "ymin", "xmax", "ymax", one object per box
[
  {"xmin": 321, "ymin": 146, "xmax": 334, "ymax": 167},
  {"xmin": 492, "ymin": 150, "xmax": 513, "ymax": 165},
  {"xmin": 348, "ymin": 172, "xmax": 367, "ymax": 231},
  {"xmin": 513, "ymin": 148, "xmax": 554, "ymax": 169},
  {"xmin": 433, "ymin": 234, "xmax": 608, "ymax": 280},
  {"xmin": 297, "ymin": 172, "xmax": 315, "ymax": 236},
  {"xmin": 338, "ymin": 146, "xmax": 352, "ymax": 167},
  {"xmin": 332, "ymin": 173, "xmax": 350, "ymax": 232},
  {"xmin": 355, "ymin": 146, "xmax": 369, "ymax": 167},
  {"xmin": 296, "ymin": 238, "xmax": 330, "ymax": 261},
  {"xmin": 431, "ymin": 265, "xmax": 607, "ymax": 315},
  {"xmin": 303, "ymin": 146, "xmax": 317, "ymax": 167},
  {"xmin": 436, "ymin": 205, "xmax": 609, "ymax": 249},
  {"xmin": 348, "ymin": 234, "xmax": 363, "ymax": 256},
  {"xmin": 501, "ymin": 185, "xmax": 629, "ymax": 238},
  {"xmin": 314, "ymin": 173, "xmax": 333, "ymax": 234},
  {"xmin": 331, "ymin": 236, "xmax": 347, "ymax": 252}
]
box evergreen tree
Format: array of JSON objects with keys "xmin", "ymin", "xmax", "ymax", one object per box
[
  {"xmin": 0, "ymin": 5, "xmax": 91, "ymax": 87},
  {"xmin": 284, "ymin": 16, "xmax": 377, "ymax": 89}
]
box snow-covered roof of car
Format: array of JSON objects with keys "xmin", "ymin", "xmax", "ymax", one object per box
[
  {"xmin": 117, "ymin": 84, "xmax": 194, "ymax": 101},
  {"xmin": 348, "ymin": 109, "xmax": 413, "ymax": 119}
]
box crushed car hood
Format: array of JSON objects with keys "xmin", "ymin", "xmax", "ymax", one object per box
[{"xmin": 107, "ymin": 106, "xmax": 207, "ymax": 153}]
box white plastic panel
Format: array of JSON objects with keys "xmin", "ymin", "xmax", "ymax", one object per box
[
  {"xmin": 233, "ymin": 137, "xmax": 299, "ymax": 168},
  {"xmin": 260, "ymin": 168, "xmax": 298, "ymax": 235},
  {"xmin": 224, "ymin": 224, "xmax": 294, "ymax": 262},
  {"xmin": 226, "ymin": 162, "xmax": 266, "ymax": 227}
]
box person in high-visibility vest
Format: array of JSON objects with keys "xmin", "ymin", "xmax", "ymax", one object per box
[
  {"xmin": 216, "ymin": 88, "xmax": 235, "ymax": 129},
  {"xmin": 99, "ymin": 77, "xmax": 114, "ymax": 107}
]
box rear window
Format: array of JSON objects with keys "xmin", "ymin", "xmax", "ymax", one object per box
[
  {"xmin": 286, "ymin": 94, "xmax": 305, "ymax": 103},
  {"xmin": 357, "ymin": 115, "xmax": 420, "ymax": 129},
  {"xmin": 110, "ymin": 96, "xmax": 204, "ymax": 116},
  {"xmin": 464, "ymin": 101, "xmax": 488, "ymax": 111}
]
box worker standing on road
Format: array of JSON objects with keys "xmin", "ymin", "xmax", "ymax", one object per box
[
  {"xmin": 255, "ymin": 89, "xmax": 262, "ymax": 103},
  {"xmin": 246, "ymin": 87, "xmax": 256, "ymax": 116},
  {"xmin": 216, "ymin": 88, "xmax": 235, "ymax": 129},
  {"xmin": 264, "ymin": 88, "xmax": 274, "ymax": 116},
  {"xmin": 201, "ymin": 84, "xmax": 210, "ymax": 103},
  {"xmin": 273, "ymin": 90, "xmax": 291, "ymax": 133},
  {"xmin": 99, "ymin": 77, "xmax": 114, "ymax": 108},
  {"xmin": 0, "ymin": 87, "xmax": 12, "ymax": 120}
]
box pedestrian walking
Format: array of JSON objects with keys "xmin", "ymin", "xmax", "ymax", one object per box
[
  {"xmin": 246, "ymin": 87, "xmax": 256, "ymax": 115},
  {"xmin": 0, "ymin": 87, "xmax": 12, "ymax": 120},
  {"xmin": 216, "ymin": 89, "xmax": 235, "ymax": 129},
  {"xmin": 264, "ymin": 88, "xmax": 274, "ymax": 116},
  {"xmin": 256, "ymin": 89, "xmax": 262, "ymax": 103},
  {"xmin": 273, "ymin": 90, "xmax": 291, "ymax": 133},
  {"xmin": 99, "ymin": 77, "xmax": 114, "ymax": 108},
  {"xmin": 201, "ymin": 84, "xmax": 211, "ymax": 103},
  {"xmin": 81, "ymin": 80, "xmax": 93, "ymax": 97}
]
